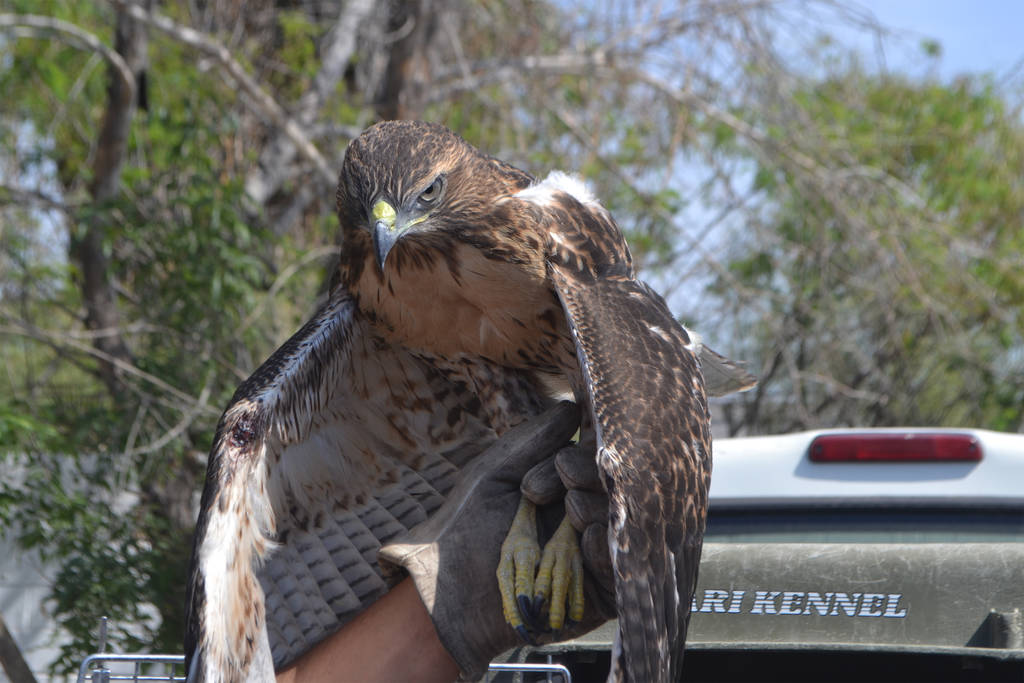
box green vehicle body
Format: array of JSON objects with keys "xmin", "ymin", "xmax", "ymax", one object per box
[{"xmin": 515, "ymin": 430, "xmax": 1024, "ymax": 681}]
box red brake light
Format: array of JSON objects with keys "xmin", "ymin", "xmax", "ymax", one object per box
[{"xmin": 808, "ymin": 433, "xmax": 982, "ymax": 463}]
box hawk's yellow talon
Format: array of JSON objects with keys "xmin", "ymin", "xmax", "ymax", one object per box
[
  {"xmin": 568, "ymin": 550, "xmax": 584, "ymax": 623},
  {"xmin": 497, "ymin": 497, "xmax": 539, "ymax": 631},
  {"xmin": 499, "ymin": 501, "xmax": 585, "ymax": 635},
  {"xmin": 533, "ymin": 515, "xmax": 582, "ymax": 631}
]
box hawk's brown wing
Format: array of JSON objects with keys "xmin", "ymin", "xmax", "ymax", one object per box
[
  {"xmin": 550, "ymin": 267, "xmax": 710, "ymax": 683},
  {"xmin": 509, "ymin": 172, "xmax": 731, "ymax": 681},
  {"xmin": 185, "ymin": 289, "xmax": 544, "ymax": 682}
]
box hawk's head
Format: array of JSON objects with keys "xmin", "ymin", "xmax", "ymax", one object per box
[{"xmin": 336, "ymin": 120, "xmax": 533, "ymax": 274}]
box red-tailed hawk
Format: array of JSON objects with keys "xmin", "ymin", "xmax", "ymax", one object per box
[{"xmin": 185, "ymin": 120, "xmax": 753, "ymax": 682}]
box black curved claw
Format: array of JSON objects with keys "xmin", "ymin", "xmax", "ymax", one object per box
[
  {"xmin": 517, "ymin": 595, "xmax": 533, "ymax": 622},
  {"xmin": 531, "ymin": 594, "xmax": 546, "ymax": 622},
  {"xmin": 515, "ymin": 624, "xmax": 537, "ymax": 646},
  {"xmin": 519, "ymin": 594, "xmax": 545, "ymax": 632}
]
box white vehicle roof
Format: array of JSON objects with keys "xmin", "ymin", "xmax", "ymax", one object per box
[{"xmin": 710, "ymin": 428, "xmax": 1024, "ymax": 504}]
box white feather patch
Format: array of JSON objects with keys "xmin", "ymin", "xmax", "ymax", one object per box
[
  {"xmin": 648, "ymin": 324, "xmax": 674, "ymax": 343},
  {"xmin": 683, "ymin": 325, "xmax": 701, "ymax": 354},
  {"xmin": 515, "ymin": 170, "xmax": 599, "ymax": 207},
  {"xmin": 609, "ymin": 625, "xmax": 625, "ymax": 681}
]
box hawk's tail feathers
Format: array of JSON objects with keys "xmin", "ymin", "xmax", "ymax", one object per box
[
  {"xmin": 693, "ymin": 341, "xmax": 757, "ymax": 398},
  {"xmin": 606, "ymin": 501, "xmax": 696, "ymax": 683}
]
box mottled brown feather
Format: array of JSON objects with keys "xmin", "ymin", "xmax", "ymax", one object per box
[{"xmin": 550, "ymin": 269, "xmax": 709, "ymax": 683}]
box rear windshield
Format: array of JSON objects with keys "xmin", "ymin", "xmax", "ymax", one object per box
[{"xmin": 705, "ymin": 506, "xmax": 1024, "ymax": 543}]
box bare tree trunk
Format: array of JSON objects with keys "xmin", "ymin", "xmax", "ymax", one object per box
[
  {"xmin": 69, "ymin": 2, "xmax": 149, "ymax": 394},
  {"xmin": 375, "ymin": 0, "xmax": 441, "ymax": 121},
  {"xmin": 244, "ymin": 0, "xmax": 376, "ymax": 227},
  {"xmin": 0, "ymin": 613, "xmax": 37, "ymax": 683}
]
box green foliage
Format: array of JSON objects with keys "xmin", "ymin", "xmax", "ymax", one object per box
[
  {"xmin": 272, "ymin": 10, "xmax": 319, "ymax": 99},
  {"xmin": 716, "ymin": 68, "xmax": 1024, "ymax": 431},
  {"xmin": 0, "ymin": 2, "xmax": 300, "ymax": 671},
  {"xmin": 2, "ymin": 453, "xmax": 155, "ymax": 670},
  {"xmin": 921, "ymin": 39, "xmax": 942, "ymax": 58}
]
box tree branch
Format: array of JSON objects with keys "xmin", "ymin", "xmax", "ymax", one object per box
[
  {"xmin": 120, "ymin": 369, "xmax": 213, "ymax": 458},
  {"xmin": 108, "ymin": 0, "xmax": 334, "ymax": 185},
  {"xmin": 244, "ymin": 0, "xmax": 374, "ymax": 211},
  {"xmin": 0, "ymin": 612, "xmax": 37, "ymax": 683},
  {"xmin": 0, "ymin": 185, "xmax": 74, "ymax": 213},
  {"xmin": 238, "ymin": 245, "xmax": 338, "ymax": 334},
  {"xmin": 424, "ymin": 50, "xmax": 614, "ymax": 104},
  {"xmin": 0, "ymin": 13, "xmax": 135, "ymax": 99},
  {"xmin": 0, "ymin": 320, "xmax": 219, "ymax": 417}
]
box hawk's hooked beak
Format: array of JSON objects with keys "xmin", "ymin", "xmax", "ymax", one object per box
[
  {"xmin": 372, "ymin": 200, "xmax": 398, "ymax": 269},
  {"xmin": 372, "ymin": 199, "xmax": 431, "ymax": 270}
]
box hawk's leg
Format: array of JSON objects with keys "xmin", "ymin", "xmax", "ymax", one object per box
[
  {"xmin": 533, "ymin": 515, "xmax": 584, "ymax": 630},
  {"xmin": 529, "ymin": 406, "xmax": 597, "ymax": 631},
  {"xmin": 497, "ymin": 498, "xmax": 585, "ymax": 640},
  {"xmin": 498, "ymin": 402, "xmax": 592, "ymax": 639},
  {"xmin": 497, "ymin": 496, "xmax": 541, "ymax": 641}
]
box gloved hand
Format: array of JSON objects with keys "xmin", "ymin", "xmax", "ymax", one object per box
[
  {"xmin": 522, "ymin": 443, "xmax": 614, "ymax": 596},
  {"xmin": 378, "ymin": 401, "xmax": 614, "ymax": 681}
]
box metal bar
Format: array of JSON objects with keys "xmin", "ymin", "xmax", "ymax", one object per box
[
  {"xmin": 487, "ymin": 661, "xmax": 572, "ymax": 682},
  {"xmin": 77, "ymin": 675, "xmax": 187, "ymax": 681},
  {"xmin": 78, "ymin": 654, "xmax": 569, "ymax": 682},
  {"xmin": 77, "ymin": 655, "xmax": 185, "ymax": 683}
]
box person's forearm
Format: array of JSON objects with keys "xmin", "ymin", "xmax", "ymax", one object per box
[{"xmin": 275, "ymin": 577, "xmax": 460, "ymax": 683}]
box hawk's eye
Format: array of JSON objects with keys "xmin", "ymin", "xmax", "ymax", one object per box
[{"xmin": 417, "ymin": 177, "xmax": 444, "ymax": 205}]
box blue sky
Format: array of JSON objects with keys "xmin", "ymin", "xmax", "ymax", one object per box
[{"xmin": 854, "ymin": 0, "xmax": 1024, "ymax": 82}]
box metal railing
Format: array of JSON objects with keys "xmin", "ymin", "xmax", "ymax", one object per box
[
  {"xmin": 76, "ymin": 654, "xmax": 186, "ymax": 683},
  {"xmin": 76, "ymin": 618, "xmax": 570, "ymax": 683},
  {"xmin": 76, "ymin": 655, "xmax": 570, "ymax": 683},
  {"xmin": 487, "ymin": 660, "xmax": 572, "ymax": 682}
]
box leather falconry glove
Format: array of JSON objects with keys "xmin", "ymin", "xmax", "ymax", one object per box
[
  {"xmin": 521, "ymin": 443, "xmax": 615, "ymax": 595},
  {"xmin": 379, "ymin": 402, "xmax": 615, "ymax": 681}
]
